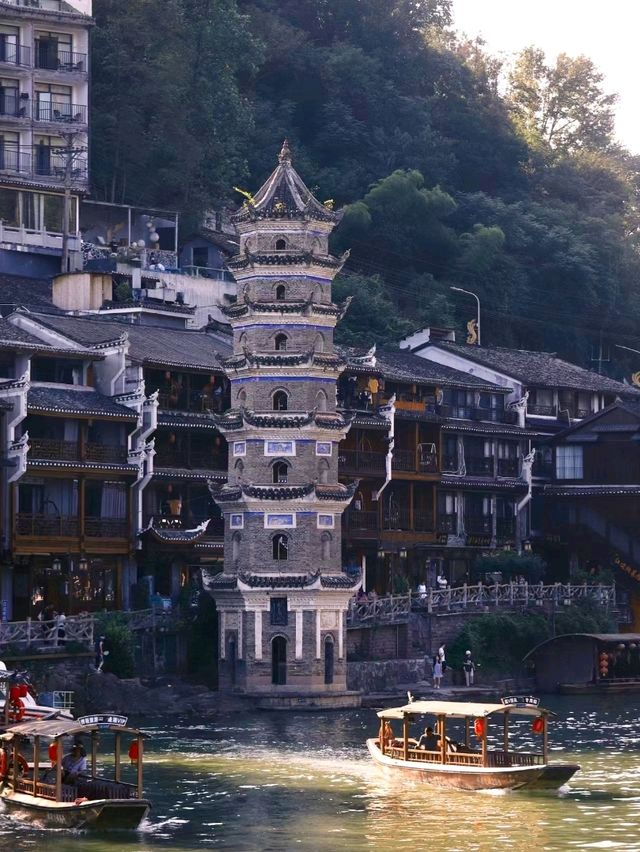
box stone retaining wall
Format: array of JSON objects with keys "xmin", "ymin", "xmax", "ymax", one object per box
[{"xmin": 347, "ymin": 658, "xmax": 426, "ymax": 693}]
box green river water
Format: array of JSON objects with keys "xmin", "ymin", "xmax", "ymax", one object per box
[{"xmin": 0, "ymin": 695, "xmax": 638, "ymax": 851}]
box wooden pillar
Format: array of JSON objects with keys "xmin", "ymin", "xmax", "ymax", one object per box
[
  {"xmin": 115, "ymin": 732, "xmax": 121, "ymax": 781},
  {"xmin": 481, "ymin": 719, "xmax": 488, "ymax": 767},
  {"xmin": 12, "ymin": 740, "xmax": 18, "ymax": 789},
  {"xmin": 465, "ymin": 718, "xmax": 470, "ymax": 749},
  {"xmin": 503, "ymin": 711, "xmax": 509, "ymax": 753},
  {"xmin": 136, "ymin": 735, "xmax": 144, "ymax": 799},
  {"xmin": 91, "ymin": 731, "xmax": 97, "ymax": 777},
  {"xmin": 402, "ymin": 716, "xmax": 409, "ymax": 761},
  {"xmin": 542, "ymin": 713, "xmax": 548, "ymax": 764},
  {"xmin": 33, "ymin": 736, "xmax": 39, "ymax": 791},
  {"xmin": 379, "ymin": 719, "xmax": 385, "ymax": 756},
  {"xmin": 439, "ymin": 715, "xmax": 446, "ymax": 765},
  {"xmin": 55, "ymin": 737, "xmax": 62, "ymax": 800},
  {"xmin": 409, "ymin": 482, "xmax": 414, "ymax": 531}
]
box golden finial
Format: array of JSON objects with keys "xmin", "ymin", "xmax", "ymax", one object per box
[
  {"xmin": 278, "ymin": 139, "xmax": 292, "ymax": 164},
  {"xmin": 323, "ymin": 199, "xmax": 335, "ymax": 210}
]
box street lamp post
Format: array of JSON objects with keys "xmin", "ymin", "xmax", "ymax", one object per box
[{"xmin": 450, "ymin": 286, "xmax": 481, "ymax": 346}]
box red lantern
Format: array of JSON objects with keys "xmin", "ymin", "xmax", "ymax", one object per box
[
  {"xmin": 8, "ymin": 686, "xmax": 20, "ymax": 703},
  {"xmin": 474, "ymin": 718, "xmax": 485, "ymax": 737},
  {"xmin": 48, "ymin": 742, "xmax": 58, "ymax": 764},
  {"xmin": 18, "ymin": 684, "xmax": 28, "ymax": 698},
  {"xmin": 128, "ymin": 741, "xmax": 139, "ymax": 763},
  {"xmin": 532, "ymin": 717, "xmax": 544, "ymax": 734}
]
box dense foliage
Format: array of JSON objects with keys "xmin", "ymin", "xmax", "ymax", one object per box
[
  {"xmin": 91, "ymin": 0, "xmax": 640, "ymax": 370},
  {"xmin": 94, "ymin": 613, "xmax": 136, "ymax": 679},
  {"xmin": 448, "ymin": 601, "xmax": 616, "ymax": 675}
]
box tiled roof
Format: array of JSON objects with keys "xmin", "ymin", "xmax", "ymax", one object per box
[
  {"xmin": 441, "ymin": 422, "xmax": 542, "ymax": 437},
  {"xmin": 544, "ymin": 485, "xmax": 640, "ymax": 496},
  {"xmin": 125, "ymin": 324, "xmax": 231, "ymax": 370},
  {"xmin": 28, "ymin": 386, "xmax": 138, "ymax": 419},
  {"xmin": 0, "ymin": 276, "xmax": 56, "ymax": 316},
  {"xmin": 0, "ymin": 318, "xmax": 53, "ymax": 347},
  {"xmin": 440, "ymin": 475, "xmax": 527, "ymax": 491},
  {"xmin": 373, "ymin": 349, "xmax": 506, "ymax": 391},
  {"xmin": 429, "ymin": 342, "xmax": 640, "ymax": 395},
  {"xmin": 25, "ymin": 313, "xmax": 128, "ymax": 347},
  {"xmin": 157, "ymin": 412, "xmax": 220, "ymax": 431}
]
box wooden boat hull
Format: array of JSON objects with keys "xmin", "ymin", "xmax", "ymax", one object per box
[
  {"xmin": 367, "ymin": 739, "xmax": 545, "ymax": 791},
  {"xmin": 0, "ymin": 790, "xmax": 150, "ymax": 830},
  {"xmin": 519, "ymin": 763, "xmax": 581, "ymax": 790}
]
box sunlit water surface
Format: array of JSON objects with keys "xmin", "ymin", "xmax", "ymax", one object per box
[{"xmin": 0, "ymin": 695, "xmax": 638, "ymax": 851}]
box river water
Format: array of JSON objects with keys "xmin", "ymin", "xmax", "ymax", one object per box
[{"xmin": 0, "ymin": 695, "xmax": 638, "ymax": 851}]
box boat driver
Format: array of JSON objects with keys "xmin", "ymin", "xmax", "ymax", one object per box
[
  {"xmin": 416, "ymin": 726, "xmax": 440, "ymax": 751},
  {"xmin": 61, "ymin": 743, "xmax": 87, "ymax": 783}
]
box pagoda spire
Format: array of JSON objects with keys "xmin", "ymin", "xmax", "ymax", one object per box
[{"xmin": 278, "ymin": 138, "xmax": 292, "ymax": 164}]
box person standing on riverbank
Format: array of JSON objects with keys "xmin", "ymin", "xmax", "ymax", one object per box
[
  {"xmin": 433, "ymin": 656, "xmax": 443, "ymax": 689},
  {"xmin": 463, "ymin": 650, "xmax": 476, "ymax": 686}
]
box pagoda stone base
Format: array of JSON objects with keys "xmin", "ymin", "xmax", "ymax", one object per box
[{"xmin": 241, "ymin": 689, "xmax": 361, "ymax": 711}]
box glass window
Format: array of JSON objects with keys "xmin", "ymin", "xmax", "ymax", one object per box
[
  {"xmin": 43, "ymin": 193, "xmax": 64, "ymax": 232},
  {"xmin": 556, "ymin": 445, "xmax": 583, "ymax": 480},
  {"xmin": 270, "ymin": 597, "xmax": 288, "ymax": 626},
  {"xmin": 0, "ymin": 188, "xmax": 19, "ymax": 227}
]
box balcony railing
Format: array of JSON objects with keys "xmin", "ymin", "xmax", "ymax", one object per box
[
  {"xmin": 466, "ymin": 515, "xmax": 493, "ymax": 535},
  {"xmin": 33, "ymin": 101, "xmax": 87, "ymax": 124},
  {"xmin": 84, "ymin": 518, "xmax": 129, "ymax": 538},
  {"xmin": 16, "ymin": 513, "xmax": 79, "ymax": 537},
  {"xmin": 466, "ymin": 455, "xmax": 495, "ymax": 476},
  {"xmin": 29, "ymin": 437, "xmax": 78, "ymax": 461},
  {"xmin": 0, "ymin": 94, "xmax": 29, "ymax": 118},
  {"xmin": 497, "ymin": 458, "xmax": 519, "ymax": 478},
  {"xmin": 29, "ymin": 438, "xmax": 128, "ymax": 465},
  {"xmin": 528, "ymin": 403, "xmax": 557, "ymax": 417},
  {"xmin": 442, "ymin": 454, "xmax": 459, "ymax": 472},
  {"xmin": 344, "ymin": 509, "xmax": 378, "ymax": 531},
  {"xmin": 34, "ymin": 46, "xmax": 87, "ymax": 73},
  {"xmin": 438, "ymin": 514, "xmax": 457, "ymax": 534},
  {"xmin": 0, "ymin": 146, "xmax": 88, "ymax": 183},
  {"xmin": 154, "ymin": 447, "xmax": 226, "ymax": 471},
  {"xmin": 0, "ymin": 43, "xmax": 30, "ymax": 67},
  {"xmin": 339, "ymin": 449, "xmax": 386, "ymax": 475},
  {"xmin": 414, "ymin": 511, "xmax": 434, "ymax": 532},
  {"xmin": 391, "ymin": 448, "xmax": 439, "ymax": 473}
]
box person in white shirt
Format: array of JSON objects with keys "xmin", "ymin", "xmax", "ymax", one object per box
[{"xmin": 61, "ymin": 744, "xmax": 87, "ymax": 783}]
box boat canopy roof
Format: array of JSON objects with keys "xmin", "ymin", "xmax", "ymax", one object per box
[
  {"xmin": 377, "ymin": 700, "xmax": 550, "ymax": 720},
  {"xmin": 0, "ymin": 717, "xmax": 144, "ymax": 740}
]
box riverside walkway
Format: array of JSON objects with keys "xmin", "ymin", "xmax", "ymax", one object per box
[{"xmin": 346, "ymin": 581, "xmax": 616, "ymax": 627}]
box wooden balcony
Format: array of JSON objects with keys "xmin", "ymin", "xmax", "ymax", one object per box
[
  {"xmin": 29, "ymin": 438, "xmax": 128, "ymax": 465},
  {"xmin": 14, "ymin": 514, "xmax": 130, "ymax": 554},
  {"xmin": 497, "ymin": 458, "xmax": 519, "ymax": 478},
  {"xmin": 466, "ymin": 515, "xmax": 493, "ymax": 535},
  {"xmin": 438, "ymin": 514, "xmax": 457, "ymax": 534},
  {"xmin": 392, "ymin": 449, "xmax": 438, "ymax": 474},
  {"xmin": 16, "ymin": 513, "xmax": 79, "ymax": 538},
  {"xmin": 154, "ymin": 447, "xmax": 227, "ymax": 471},
  {"xmin": 466, "ymin": 456, "xmax": 495, "ymax": 476},
  {"xmin": 339, "ymin": 449, "xmax": 386, "ymax": 475}
]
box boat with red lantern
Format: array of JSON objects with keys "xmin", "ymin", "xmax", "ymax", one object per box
[
  {"xmin": 0, "ymin": 666, "xmax": 74, "ymax": 726},
  {"xmin": 367, "ymin": 698, "xmax": 580, "ymax": 791},
  {"xmin": 0, "ymin": 715, "xmax": 150, "ymax": 829}
]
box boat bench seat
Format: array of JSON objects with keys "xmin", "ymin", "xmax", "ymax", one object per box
[{"xmin": 77, "ymin": 779, "xmax": 135, "ymax": 800}]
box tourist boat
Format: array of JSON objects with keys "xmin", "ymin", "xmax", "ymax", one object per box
[
  {"xmin": 367, "ymin": 698, "xmax": 580, "ymax": 791},
  {"xmin": 0, "ymin": 666, "xmax": 74, "ymax": 726},
  {"xmin": 0, "ymin": 715, "xmax": 150, "ymax": 829}
]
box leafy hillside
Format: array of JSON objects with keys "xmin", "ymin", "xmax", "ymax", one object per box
[{"xmin": 91, "ymin": 0, "xmax": 640, "ymax": 375}]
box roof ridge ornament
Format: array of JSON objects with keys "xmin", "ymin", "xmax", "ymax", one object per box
[{"xmin": 278, "ymin": 139, "xmax": 292, "ymax": 164}]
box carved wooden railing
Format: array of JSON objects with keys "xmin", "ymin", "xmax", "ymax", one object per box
[{"xmin": 347, "ymin": 582, "xmax": 616, "ymax": 626}]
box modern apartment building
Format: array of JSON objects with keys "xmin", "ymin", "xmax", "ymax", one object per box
[{"xmin": 0, "ymin": 0, "xmax": 91, "ymax": 275}]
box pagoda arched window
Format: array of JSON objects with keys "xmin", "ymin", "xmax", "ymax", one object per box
[
  {"xmin": 273, "ymin": 389, "xmax": 289, "ymax": 411},
  {"xmin": 274, "ymin": 333, "xmax": 288, "ymax": 351},
  {"xmin": 237, "ymin": 388, "xmax": 247, "ymax": 406},
  {"xmin": 315, "ymin": 390, "xmax": 328, "ymax": 412},
  {"xmin": 318, "ymin": 459, "xmax": 330, "ymax": 484},
  {"xmin": 272, "ymin": 533, "xmax": 289, "ymax": 560},
  {"xmin": 275, "ymin": 283, "xmax": 286, "ymax": 300},
  {"xmin": 314, "ymin": 333, "xmax": 325, "ymax": 353},
  {"xmin": 321, "ymin": 532, "xmax": 331, "ymax": 561},
  {"xmin": 275, "ymin": 238, "xmax": 286, "ymax": 251},
  {"xmin": 272, "ymin": 459, "xmax": 289, "ymax": 484}
]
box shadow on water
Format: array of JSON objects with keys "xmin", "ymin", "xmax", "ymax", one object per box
[{"xmin": 0, "ymin": 694, "xmax": 639, "ymax": 851}]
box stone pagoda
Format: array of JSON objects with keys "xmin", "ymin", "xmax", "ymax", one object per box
[{"xmin": 206, "ymin": 141, "xmax": 360, "ymax": 708}]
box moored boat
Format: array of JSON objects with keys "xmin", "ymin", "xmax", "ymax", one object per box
[
  {"xmin": 0, "ymin": 715, "xmax": 150, "ymax": 829},
  {"xmin": 0, "ymin": 664, "xmax": 74, "ymax": 726},
  {"xmin": 368, "ymin": 698, "xmax": 580, "ymax": 792}
]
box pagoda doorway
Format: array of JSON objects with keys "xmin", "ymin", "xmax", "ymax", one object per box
[{"xmin": 271, "ymin": 635, "xmax": 287, "ymax": 685}]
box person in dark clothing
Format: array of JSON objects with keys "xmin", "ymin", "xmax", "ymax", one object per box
[{"xmin": 416, "ymin": 726, "xmax": 440, "ymax": 751}]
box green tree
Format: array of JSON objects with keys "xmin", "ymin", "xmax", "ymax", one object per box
[{"xmin": 507, "ymin": 48, "xmax": 618, "ymax": 156}]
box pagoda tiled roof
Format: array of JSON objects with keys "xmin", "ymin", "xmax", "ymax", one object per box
[
  {"xmin": 428, "ymin": 341, "xmax": 640, "ymax": 395},
  {"xmin": 232, "ymin": 140, "xmax": 338, "ymax": 224}
]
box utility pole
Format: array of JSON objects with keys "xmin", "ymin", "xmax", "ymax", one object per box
[
  {"xmin": 53, "ymin": 130, "xmax": 87, "ymax": 273},
  {"xmin": 450, "ymin": 286, "xmax": 481, "ymax": 345}
]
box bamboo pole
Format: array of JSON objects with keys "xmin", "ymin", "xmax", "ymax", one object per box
[
  {"xmin": 114, "ymin": 731, "xmax": 121, "ymax": 781},
  {"xmin": 55, "ymin": 738, "xmax": 62, "ymax": 801},
  {"xmin": 402, "ymin": 716, "xmax": 409, "ymax": 762},
  {"xmin": 33, "ymin": 736, "xmax": 39, "ymax": 793},
  {"xmin": 91, "ymin": 731, "xmax": 97, "ymax": 777},
  {"xmin": 136, "ymin": 736, "xmax": 143, "ymax": 799},
  {"xmin": 503, "ymin": 711, "xmax": 509, "ymax": 753}
]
